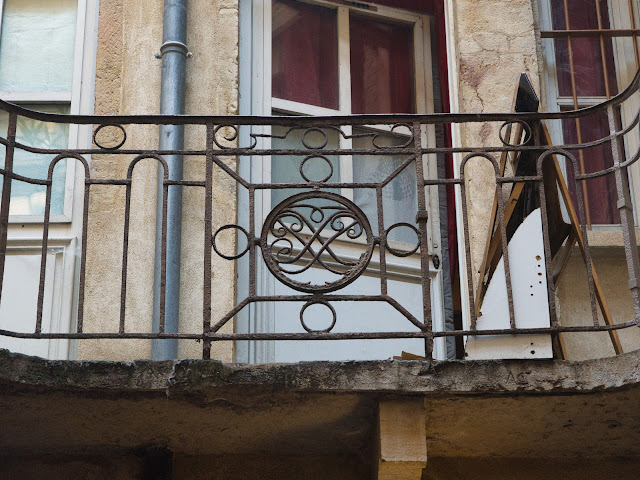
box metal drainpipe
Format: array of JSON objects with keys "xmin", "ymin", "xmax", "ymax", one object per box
[{"xmin": 152, "ymin": 0, "xmax": 189, "ymax": 360}]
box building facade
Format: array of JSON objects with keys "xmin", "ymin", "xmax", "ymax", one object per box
[{"xmin": 1, "ymin": 0, "xmax": 640, "ymax": 478}]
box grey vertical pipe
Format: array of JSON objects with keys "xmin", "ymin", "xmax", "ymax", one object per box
[{"xmin": 152, "ymin": 0, "xmax": 188, "ymax": 360}]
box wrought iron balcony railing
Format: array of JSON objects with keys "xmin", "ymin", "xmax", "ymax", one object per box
[{"xmin": 1, "ymin": 70, "xmax": 640, "ymax": 361}]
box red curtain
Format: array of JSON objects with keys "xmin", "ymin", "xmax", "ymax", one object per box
[
  {"xmin": 272, "ymin": 0, "xmax": 339, "ymax": 109},
  {"xmin": 350, "ymin": 16, "xmax": 415, "ymax": 114},
  {"xmin": 563, "ymin": 110, "xmax": 620, "ymax": 224},
  {"xmin": 551, "ymin": 0, "xmax": 620, "ymax": 224}
]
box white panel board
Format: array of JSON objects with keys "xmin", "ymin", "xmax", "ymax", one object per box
[
  {"xmin": 0, "ymin": 245, "xmax": 71, "ymax": 359},
  {"xmin": 466, "ymin": 208, "xmax": 553, "ymax": 359}
]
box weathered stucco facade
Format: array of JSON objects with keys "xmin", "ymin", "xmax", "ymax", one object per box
[{"xmin": 81, "ymin": 0, "xmax": 239, "ymax": 361}]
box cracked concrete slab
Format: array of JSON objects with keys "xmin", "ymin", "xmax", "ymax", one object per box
[{"xmin": 1, "ymin": 349, "xmax": 640, "ymax": 458}]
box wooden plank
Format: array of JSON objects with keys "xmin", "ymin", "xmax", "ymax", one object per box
[
  {"xmin": 552, "ymin": 230, "xmax": 577, "ymax": 283},
  {"xmin": 474, "ymin": 80, "xmax": 523, "ymax": 315},
  {"xmin": 540, "ymin": 124, "xmax": 624, "ymax": 355},
  {"xmin": 475, "ymin": 73, "xmax": 540, "ymax": 314}
]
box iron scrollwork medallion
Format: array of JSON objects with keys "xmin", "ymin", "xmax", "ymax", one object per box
[{"xmin": 261, "ymin": 191, "xmax": 374, "ymax": 293}]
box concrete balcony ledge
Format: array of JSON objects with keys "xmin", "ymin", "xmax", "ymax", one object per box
[
  {"xmin": 2, "ymin": 348, "xmax": 640, "ymax": 461},
  {"xmin": 2, "ymin": 348, "xmax": 640, "ymax": 397}
]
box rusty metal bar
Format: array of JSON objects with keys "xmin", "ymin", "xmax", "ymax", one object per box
[
  {"xmin": 376, "ymin": 185, "xmax": 388, "ymax": 297},
  {"xmin": 536, "ymin": 150, "xmax": 560, "ymax": 329},
  {"xmin": 202, "ymin": 124, "xmax": 214, "ymax": 359},
  {"xmin": 595, "ymin": 0, "xmax": 612, "ymax": 99},
  {"xmin": 120, "ymin": 176, "xmax": 133, "ymax": 334},
  {"xmin": 541, "ymin": 28, "xmax": 640, "ymax": 38},
  {"xmin": 0, "ymin": 112, "xmax": 16, "ymax": 306},
  {"xmin": 608, "ymin": 105, "xmax": 640, "ymax": 325},
  {"xmin": 36, "ymin": 160, "xmax": 56, "ymax": 334},
  {"xmin": 563, "ymin": 0, "xmax": 592, "ymax": 228},
  {"xmin": 76, "ymin": 165, "xmax": 91, "ymax": 334},
  {"xmin": 628, "ymin": 0, "xmax": 640, "ymax": 67},
  {"xmin": 413, "ymin": 122, "xmax": 432, "ymax": 357},
  {"xmin": 458, "ymin": 163, "xmax": 477, "ymax": 331}
]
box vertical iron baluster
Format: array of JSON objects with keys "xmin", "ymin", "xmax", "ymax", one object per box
[
  {"xmin": 36, "ymin": 155, "xmax": 59, "ymax": 334},
  {"xmin": 119, "ymin": 172, "xmax": 133, "ymax": 335},
  {"xmin": 608, "ymin": 105, "xmax": 640, "ymax": 324},
  {"xmin": 159, "ymin": 162, "xmax": 169, "ymax": 334},
  {"xmin": 376, "ymin": 185, "xmax": 388, "ymax": 297},
  {"xmin": 536, "ymin": 150, "xmax": 560, "ymax": 329},
  {"xmin": 412, "ymin": 122, "xmax": 432, "ymax": 358},
  {"xmin": 203, "ymin": 124, "xmax": 214, "ymax": 359},
  {"xmin": 569, "ymin": 151, "xmax": 600, "ymax": 326},
  {"xmin": 494, "ymin": 156, "xmax": 517, "ymax": 330},
  {"xmin": 76, "ymin": 161, "xmax": 91, "ymax": 334},
  {"xmin": 458, "ymin": 155, "xmax": 477, "ymax": 330},
  {"xmin": 0, "ymin": 112, "xmax": 16, "ymax": 308}
]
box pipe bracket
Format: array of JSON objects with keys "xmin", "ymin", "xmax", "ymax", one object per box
[{"xmin": 155, "ymin": 40, "xmax": 193, "ymax": 59}]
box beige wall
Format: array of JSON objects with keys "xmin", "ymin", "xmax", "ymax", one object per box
[
  {"xmin": 557, "ymin": 247, "xmax": 640, "ymax": 359},
  {"xmin": 79, "ymin": 0, "xmax": 238, "ymax": 361}
]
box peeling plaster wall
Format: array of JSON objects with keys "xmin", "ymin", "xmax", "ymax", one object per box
[
  {"xmin": 80, "ymin": 0, "xmax": 238, "ymax": 361},
  {"xmin": 449, "ymin": 0, "xmax": 541, "ymax": 287}
]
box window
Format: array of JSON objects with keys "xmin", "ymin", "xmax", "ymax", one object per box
[
  {"xmin": 0, "ymin": 0, "xmax": 97, "ymax": 359},
  {"xmin": 539, "ymin": 0, "xmax": 640, "ymax": 226},
  {"xmin": 269, "ymin": 0, "xmax": 432, "ymax": 243},
  {"xmin": 0, "ymin": 0, "xmax": 95, "ymax": 218},
  {"xmin": 239, "ymin": 0, "xmax": 448, "ymax": 363}
]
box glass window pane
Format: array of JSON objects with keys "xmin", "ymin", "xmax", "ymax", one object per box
[
  {"xmin": 550, "ymin": 0, "xmax": 618, "ymax": 97},
  {"xmin": 0, "ymin": 0, "xmax": 77, "ymax": 92},
  {"xmin": 350, "ymin": 16, "xmax": 415, "ymax": 114},
  {"xmin": 272, "ymin": 0, "xmax": 338, "ymax": 109},
  {"xmin": 0, "ymin": 104, "xmax": 70, "ymax": 215},
  {"xmin": 352, "ymin": 129, "xmax": 418, "ymax": 243},
  {"xmin": 561, "ymin": 110, "xmax": 619, "ymax": 225}
]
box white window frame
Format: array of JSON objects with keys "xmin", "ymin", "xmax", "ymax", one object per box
[
  {"xmin": 539, "ymin": 0, "xmax": 640, "ymax": 228},
  {"xmin": 0, "ymin": 0, "xmax": 98, "ymax": 223},
  {"xmin": 238, "ymin": 0, "xmax": 447, "ymax": 363}
]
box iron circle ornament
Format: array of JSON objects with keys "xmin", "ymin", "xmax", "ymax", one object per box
[
  {"xmin": 384, "ymin": 222, "xmax": 421, "ymax": 257},
  {"xmin": 300, "ymin": 155, "xmax": 334, "ymax": 183},
  {"xmin": 300, "ymin": 300, "xmax": 337, "ymax": 333},
  {"xmin": 301, "ymin": 127, "xmax": 329, "ymax": 149},
  {"xmin": 261, "ymin": 191, "xmax": 374, "ymax": 293},
  {"xmin": 212, "ymin": 224, "xmax": 251, "ymax": 260},
  {"xmin": 93, "ymin": 124, "xmax": 127, "ymax": 150},
  {"xmin": 498, "ymin": 120, "xmax": 532, "ymax": 147}
]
